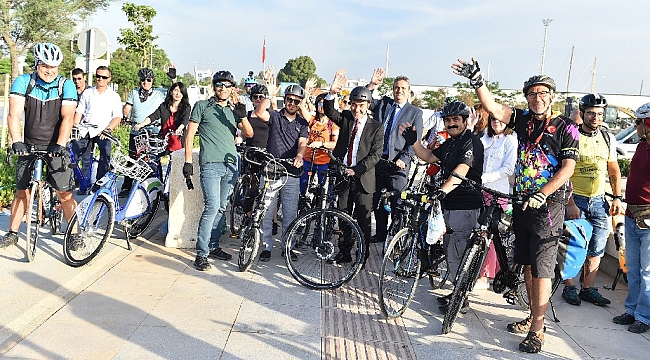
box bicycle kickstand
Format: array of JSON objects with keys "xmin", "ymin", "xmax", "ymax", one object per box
[
  {"xmin": 604, "ymin": 269, "xmax": 623, "ymax": 291},
  {"xmin": 549, "ymin": 298, "xmax": 560, "ymax": 323}
]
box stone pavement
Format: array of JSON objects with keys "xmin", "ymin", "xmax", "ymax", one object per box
[{"xmin": 1, "ymin": 209, "xmax": 650, "ymax": 359}]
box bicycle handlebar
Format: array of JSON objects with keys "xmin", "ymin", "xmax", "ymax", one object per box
[{"xmin": 450, "ymin": 172, "xmax": 526, "ymax": 205}]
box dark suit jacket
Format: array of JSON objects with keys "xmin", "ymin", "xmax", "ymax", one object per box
[
  {"xmin": 370, "ymin": 96, "xmax": 423, "ymax": 162},
  {"xmin": 323, "ymin": 98, "xmax": 383, "ymax": 193}
]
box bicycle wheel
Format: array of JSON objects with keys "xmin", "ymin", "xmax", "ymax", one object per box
[
  {"xmin": 442, "ymin": 242, "xmax": 483, "ymax": 334},
  {"xmin": 230, "ymin": 175, "xmax": 250, "ymax": 237},
  {"xmin": 47, "ymin": 187, "xmax": 64, "ymax": 235},
  {"xmin": 124, "ymin": 195, "xmax": 160, "ymax": 239},
  {"xmin": 284, "ymin": 208, "xmax": 364, "ymax": 290},
  {"xmin": 25, "ymin": 181, "xmax": 43, "ymax": 262},
  {"xmin": 428, "ymin": 243, "xmax": 449, "ymax": 289},
  {"xmin": 238, "ymin": 223, "xmax": 260, "ymax": 272},
  {"xmin": 384, "ymin": 209, "xmax": 408, "ymax": 253},
  {"xmin": 379, "ymin": 228, "xmax": 421, "ymax": 319},
  {"xmin": 64, "ymin": 196, "xmax": 115, "ymax": 267}
]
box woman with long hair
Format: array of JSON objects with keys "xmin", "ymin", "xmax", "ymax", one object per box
[{"xmin": 136, "ymin": 82, "xmax": 191, "ymax": 151}]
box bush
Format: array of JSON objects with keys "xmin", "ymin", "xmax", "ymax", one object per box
[
  {"xmin": 0, "ymin": 147, "xmax": 17, "ymax": 208},
  {"xmin": 618, "ymin": 158, "xmax": 631, "ymax": 178}
]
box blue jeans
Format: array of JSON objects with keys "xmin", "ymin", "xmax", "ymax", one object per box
[
  {"xmin": 261, "ymin": 175, "xmax": 300, "ymax": 252},
  {"xmin": 624, "ymin": 216, "xmax": 650, "ymax": 325},
  {"xmin": 196, "ymin": 162, "xmax": 238, "ymax": 258},
  {"xmin": 300, "ymin": 160, "xmax": 328, "ymax": 194},
  {"xmin": 573, "ymin": 194, "xmax": 610, "ymax": 257},
  {"xmin": 71, "ymin": 135, "xmax": 111, "ymax": 188}
]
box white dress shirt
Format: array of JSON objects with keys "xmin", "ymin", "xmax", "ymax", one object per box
[
  {"xmin": 480, "ymin": 132, "xmax": 518, "ymax": 194},
  {"xmin": 75, "ymin": 87, "xmax": 123, "ymax": 138},
  {"xmin": 346, "ymin": 115, "xmax": 368, "ymax": 167}
]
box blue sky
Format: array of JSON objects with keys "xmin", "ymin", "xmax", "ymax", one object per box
[{"xmin": 89, "ymin": 0, "xmax": 650, "ymax": 95}]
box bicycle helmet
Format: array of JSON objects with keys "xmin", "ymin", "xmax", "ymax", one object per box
[
  {"xmin": 440, "ymin": 100, "xmax": 470, "ymax": 118},
  {"xmin": 284, "ymin": 84, "xmax": 305, "ymax": 99},
  {"xmin": 522, "ymin": 75, "xmax": 556, "ymax": 94},
  {"xmin": 250, "ymin": 84, "xmax": 268, "ymax": 96},
  {"xmin": 138, "ymin": 68, "xmax": 155, "ymax": 79},
  {"xmin": 212, "ymin": 70, "xmax": 236, "ymax": 85},
  {"xmin": 349, "ymin": 86, "xmax": 372, "ymax": 102},
  {"xmin": 635, "ymin": 102, "xmax": 650, "ymax": 119},
  {"xmin": 579, "ymin": 93, "xmax": 607, "ymax": 112},
  {"xmin": 33, "ymin": 42, "xmax": 63, "ymax": 67},
  {"xmin": 244, "ymin": 76, "xmax": 258, "ymax": 86}
]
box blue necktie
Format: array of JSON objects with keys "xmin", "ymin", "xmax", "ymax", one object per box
[{"xmin": 383, "ymin": 104, "xmax": 397, "ymax": 154}]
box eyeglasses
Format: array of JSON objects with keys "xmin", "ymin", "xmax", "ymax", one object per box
[
  {"xmin": 214, "ymin": 82, "xmax": 233, "ymax": 88},
  {"xmin": 584, "ymin": 111, "xmax": 604, "ymax": 118},
  {"xmin": 96, "ymin": 74, "xmax": 110, "ymax": 80},
  {"xmin": 251, "ymin": 94, "xmax": 266, "ymax": 100},
  {"xmin": 140, "ymin": 78, "xmax": 153, "ymax": 83},
  {"xmin": 526, "ymin": 91, "xmax": 551, "ymax": 99},
  {"xmin": 317, "ymin": 102, "xmax": 324, "ymax": 107},
  {"xmin": 72, "ymin": 77, "xmax": 84, "ymax": 81},
  {"xmin": 342, "ymin": 100, "xmax": 351, "ymax": 105},
  {"xmin": 284, "ymin": 97, "xmax": 302, "ymax": 105}
]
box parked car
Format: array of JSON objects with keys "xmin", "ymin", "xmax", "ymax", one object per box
[{"xmin": 615, "ymin": 126, "xmax": 640, "ymax": 159}]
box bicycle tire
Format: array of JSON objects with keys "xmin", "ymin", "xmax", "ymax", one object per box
[
  {"xmin": 124, "ymin": 195, "xmax": 160, "ymax": 239},
  {"xmin": 230, "ymin": 175, "xmax": 250, "ymax": 237},
  {"xmin": 284, "ymin": 208, "xmax": 364, "ymax": 290},
  {"xmin": 514, "ymin": 265, "xmax": 530, "ymax": 311},
  {"xmin": 442, "ymin": 242, "xmax": 482, "ymax": 334},
  {"xmin": 428, "ymin": 243, "xmax": 449, "ymax": 290},
  {"xmin": 379, "ymin": 228, "xmax": 421, "ymax": 319},
  {"xmin": 384, "ymin": 210, "xmax": 408, "ymax": 253},
  {"xmin": 49, "ymin": 187, "xmax": 64, "ymax": 235},
  {"xmin": 64, "ymin": 196, "xmax": 115, "ymax": 267},
  {"xmin": 25, "ymin": 181, "xmax": 43, "ymax": 262},
  {"xmin": 238, "ymin": 225, "xmax": 260, "ymax": 272}
]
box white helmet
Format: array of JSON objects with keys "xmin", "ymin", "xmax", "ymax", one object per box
[
  {"xmin": 33, "ymin": 42, "xmax": 63, "ymax": 67},
  {"xmin": 635, "ymin": 102, "xmax": 650, "ymax": 119}
]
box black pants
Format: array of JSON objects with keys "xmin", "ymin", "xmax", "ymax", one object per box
[
  {"xmin": 337, "ymin": 177, "xmax": 373, "ymax": 259},
  {"xmin": 373, "ymin": 157, "xmax": 410, "ymax": 242}
]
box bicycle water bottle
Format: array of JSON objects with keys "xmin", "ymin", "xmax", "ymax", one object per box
[{"xmin": 34, "ymin": 159, "xmax": 43, "ymax": 180}]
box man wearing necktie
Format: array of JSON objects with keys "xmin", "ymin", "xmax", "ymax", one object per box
[
  {"xmin": 367, "ymin": 68, "xmax": 423, "ymax": 245},
  {"xmin": 324, "ymin": 69, "xmax": 383, "ymax": 267}
]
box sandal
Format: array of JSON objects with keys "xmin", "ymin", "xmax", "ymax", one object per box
[
  {"xmin": 519, "ymin": 331, "xmax": 544, "ymax": 353},
  {"xmin": 507, "ymin": 316, "xmax": 531, "ymax": 334}
]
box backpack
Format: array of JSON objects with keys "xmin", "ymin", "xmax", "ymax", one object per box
[
  {"xmin": 25, "ymin": 72, "xmax": 67, "ymax": 99},
  {"xmin": 599, "ymin": 127, "xmax": 611, "ymax": 151},
  {"xmin": 557, "ymin": 219, "xmax": 591, "ymax": 280}
]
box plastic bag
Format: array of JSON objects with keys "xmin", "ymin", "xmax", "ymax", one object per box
[{"xmin": 426, "ymin": 200, "xmax": 446, "ymax": 245}]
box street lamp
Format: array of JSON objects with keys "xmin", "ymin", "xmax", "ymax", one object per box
[
  {"xmin": 150, "ymin": 32, "xmax": 171, "ymax": 68},
  {"xmin": 540, "ymin": 19, "xmax": 553, "ymax": 74}
]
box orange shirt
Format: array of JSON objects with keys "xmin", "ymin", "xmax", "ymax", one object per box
[{"xmin": 305, "ymin": 118, "xmax": 339, "ymax": 165}]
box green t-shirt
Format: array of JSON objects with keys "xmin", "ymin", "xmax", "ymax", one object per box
[{"xmin": 190, "ymin": 98, "xmax": 240, "ymax": 164}]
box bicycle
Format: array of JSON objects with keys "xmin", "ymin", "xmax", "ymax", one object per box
[
  {"xmin": 133, "ymin": 129, "xmax": 175, "ymax": 211},
  {"xmin": 230, "ymin": 144, "xmax": 262, "ymax": 238},
  {"xmin": 68, "ymin": 124, "xmax": 100, "ymax": 196},
  {"xmin": 62, "ymin": 131, "xmax": 162, "ymax": 267},
  {"xmin": 236, "ymin": 145, "xmax": 297, "ymax": 272},
  {"xmin": 6, "ymin": 146, "xmax": 66, "ymax": 261},
  {"xmin": 282, "ymin": 147, "xmax": 365, "ymax": 290}
]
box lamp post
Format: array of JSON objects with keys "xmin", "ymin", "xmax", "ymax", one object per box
[
  {"xmin": 150, "ymin": 32, "xmax": 171, "ymax": 68},
  {"xmin": 540, "ymin": 19, "xmax": 553, "ymax": 74}
]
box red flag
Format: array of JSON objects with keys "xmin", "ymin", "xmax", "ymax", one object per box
[{"xmin": 262, "ymin": 38, "xmax": 266, "ymax": 64}]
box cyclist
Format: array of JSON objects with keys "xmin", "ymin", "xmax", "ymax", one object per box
[
  {"xmin": 452, "ymin": 58, "xmax": 578, "ymax": 353},
  {"xmin": 243, "ymin": 84, "xmax": 271, "ymax": 148},
  {"xmin": 183, "ymin": 70, "xmax": 253, "ymax": 271},
  {"xmin": 1, "ymin": 43, "xmax": 78, "ymax": 248},
  {"xmin": 242, "ymin": 71, "xmax": 258, "ymax": 112},
  {"xmin": 71, "ymin": 68, "xmax": 90, "ymax": 101},
  {"xmin": 402, "ymin": 100, "xmax": 484, "ymax": 312},
  {"xmin": 563, "ymin": 94, "xmax": 623, "ymax": 306}
]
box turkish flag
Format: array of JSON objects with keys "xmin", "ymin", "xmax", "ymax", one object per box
[{"xmin": 262, "ymin": 38, "xmax": 266, "ymax": 64}]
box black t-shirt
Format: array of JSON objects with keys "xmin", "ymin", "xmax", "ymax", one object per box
[
  {"xmin": 245, "ymin": 110, "xmax": 269, "ymax": 148},
  {"xmin": 432, "ymin": 129, "xmax": 484, "ymax": 210},
  {"xmin": 507, "ymin": 108, "xmax": 579, "ymax": 202}
]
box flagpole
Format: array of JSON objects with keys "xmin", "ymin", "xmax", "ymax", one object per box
[
  {"xmin": 385, "ymin": 45, "xmax": 390, "ymax": 78},
  {"xmin": 262, "ymin": 37, "xmax": 266, "ymax": 72}
]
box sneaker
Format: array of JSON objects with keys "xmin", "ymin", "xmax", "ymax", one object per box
[
  {"xmin": 579, "ymin": 286, "xmax": 611, "ymax": 306},
  {"xmin": 328, "ymin": 252, "xmax": 352, "ymax": 264},
  {"xmin": 68, "ymin": 234, "xmax": 84, "ymax": 251},
  {"xmin": 628, "ymin": 320, "xmax": 650, "ymax": 334},
  {"xmin": 282, "ymin": 250, "xmax": 298, "ymax": 261},
  {"xmin": 259, "ymin": 250, "xmax": 271, "ymax": 262},
  {"xmin": 118, "ymin": 188, "xmax": 130, "ymax": 198},
  {"xmin": 208, "ymin": 248, "xmax": 232, "ymax": 261},
  {"xmin": 519, "ymin": 330, "xmax": 544, "ymax": 353},
  {"xmin": 507, "ymin": 316, "xmax": 532, "ymax": 334},
  {"xmin": 0, "ymin": 232, "xmax": 19, "ymax": 248},
  {"xmin": 613, "ymin": 313, "xmax": 636, "ymax": 325},
  {"xmin": 194, "ymin": 256, "xmax": 211, "ymax": 271},
  {"xmin": 562, "ymin": 285, "xmax": 581, "ymax": 305}
]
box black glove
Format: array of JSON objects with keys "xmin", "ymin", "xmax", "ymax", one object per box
[
  {"xmin": 456, "ymin": 59, "xmax": 484, "ymax": 89},
  {"xmin": 182, "ymin": 162, "xmax": 193, "ymax": 179},
  {"xmin": 166, "ymin": 67, "xmax": 177, "ymax": 80},
  {"xmin": 402, "ymin": 126, "xmax": 418, "ymax": 146},
  {"xmin": 11, "ymin": 141, "xmax": 28, "ymax": 156},
  {"xmin": 232, "ymin": 103, "xmax": 247, "ymax": 119},
  {"xmin": 429, "ymin": 189, "xmax": 447, "ymax": 201}
]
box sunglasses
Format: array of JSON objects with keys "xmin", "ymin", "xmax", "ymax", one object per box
[
  {"xmin": 285, "ymin": 97, "xmax": 302, "ymax": 105},
  {"xmin": 342, "ymin": 100, "xmax": 351, "ymax": 105},
  {"xmin": 252, "ymin": 94, "xmax": 266, "ymax": 100},
  {"xmin": 214, "ymin": 82, "xmax": 233, "ymax": 88},
  {"xmin": 72, "ymin": 77, "xmax": 84, "ymax": 81},
  {"xmin": 96, "ymin": 74, "xmax": 110, "ymax": 80},
  {"xmin": 140, "ymin": 78, "xmax": 153, "ymax": 83}
]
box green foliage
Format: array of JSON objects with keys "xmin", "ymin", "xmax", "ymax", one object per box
[
  {"xmin": 420, "ymin": 88, "xmax": 449, "ymax": 110},
  {"xmin": 277, "ymin": 55, "xmax": 325, "ymax": 87},
  {"xmin": 377, "ymin": 77, "xmax": 395, "ymax": 97},
  {"xmin": 0, "ymin": 58, "xmax": 11, "ymax": 74},
  {"xmin": 109, "ymin": 47, "xmax": 140, "ymax": 99},
  {"xmin": 618, "ymin": 157, "xmax": 631, "ymax": 177},
  {"xmin": 0, "ymin": 147, "xmax": 17, "ymax": 208},
  {"xmin": 117, "ymin": 2, "xmax": 157, "ymax": 68},
  {"xmin": 181, "ymin": 72, "xmax": 197, "ymax": 86},
  {"xmin": 453, "ymin": 81, "xmax": 519, "ymax": 108}
]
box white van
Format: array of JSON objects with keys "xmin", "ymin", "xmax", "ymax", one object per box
[{"xmin": 615, "ymin": 126, "xmax": 640, "ymax": 159}]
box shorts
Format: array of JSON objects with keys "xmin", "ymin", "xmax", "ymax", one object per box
[
  {"xmin": 573, "ymin": 194, "xmax": 610, "ymax": 257},
  {"xmin": 513, "ymin": 201, "xmax": 564, "ymax": 278},
  {"xmin": 16, "ymin": 151, "xmax": 75, "ymax": 192}
]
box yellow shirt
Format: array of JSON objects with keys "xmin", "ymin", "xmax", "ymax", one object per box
[{"xmin": 570, "ymin": 129, "xmax": 616, "ymax": 196}]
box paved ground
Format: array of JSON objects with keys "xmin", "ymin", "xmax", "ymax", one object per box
[{"xmin": 1, "ymin": 208, "xmax": 649, "ymax": 359}]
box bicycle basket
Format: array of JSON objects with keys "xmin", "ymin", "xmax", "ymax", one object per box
[
  {"xmin": 134, "ymin": 133, "xmax": 168, "ymax": 156},
  {"xmin": 110, "ymin": 151, "xmax": 153, "ymax": 182}
]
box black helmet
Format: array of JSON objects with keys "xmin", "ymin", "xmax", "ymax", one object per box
[
  {"xmin": 579, "ymin": 93, "xmax": 607, "ymax": 112},
  {"xmin": 523, "ymin": 75, "xmax": 556, "ymax": 94},
  {"xmin": 349, "ymin": 86, "xmax": 372, "ymax": 102},
  {"xmin": 212, "ymin": 70, "xmax": 236, "ymax": 85},
  {"xmin": 250, "ymin": 84, "xmax": 268, "ymax": 96},
  {"xmin": 138, "ymin": 68, "xmax": 155, "ymax": 80},
  {"xmin": 284, "ymin": 84, "xmax": 305, "ymax": 99},
  {"xmin": 441, "ymin": 100, "xmax": 470, "ymax": 118}
]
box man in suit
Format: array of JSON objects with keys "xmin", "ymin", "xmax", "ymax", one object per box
[
  {"xmin": 366, "ymin": 68, "xmax": 423, "ymax": 244},
  {"xmin": 323, "ymin": 69, "xmax": 383, "ymax": 265}
]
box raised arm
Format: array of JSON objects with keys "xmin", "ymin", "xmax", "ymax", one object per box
[{"xmin": 367, "ymin": 68, "xmax": 385, "ymax": 92}]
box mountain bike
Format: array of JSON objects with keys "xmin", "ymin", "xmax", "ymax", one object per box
[
  {"xmin": 63, "ymin": 131, "xmax": 162, "ymax": 267},
  {"xmin": 230, "ymin": 144, "xmax": 262, "ymax": 238}
]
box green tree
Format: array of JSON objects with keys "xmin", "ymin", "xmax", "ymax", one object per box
[
  {"xmin": 452, "ymin": 81, "xmax": 519, "ymax": 108},
  {"xmin": 420, "ymin": 88, "xmax": 449, "ymax": 110},
  {"xmin": 277, "ymin": 55, "xmax": 325, "ymax": 87},
  {"xmin": 117, "ymin": 2, "xmax": 157, "ymax": 68},
  {"xmin": 0, "ymin": 58, "xmax": 10, "ymax": 74},
  {"xmin": 109, "ymin": 47, "xmax": 140, "ymax": 99},
  {"xmin": 377, "ymin": 77, "xmax": 395, "ymax": 97},
  {"xmin": 0, "ymin": 0, "xmax": 113, "ymax": 81},
  {"xmin": 181, "ymin": 72, "xmax": 197, "ymax": 86}
]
